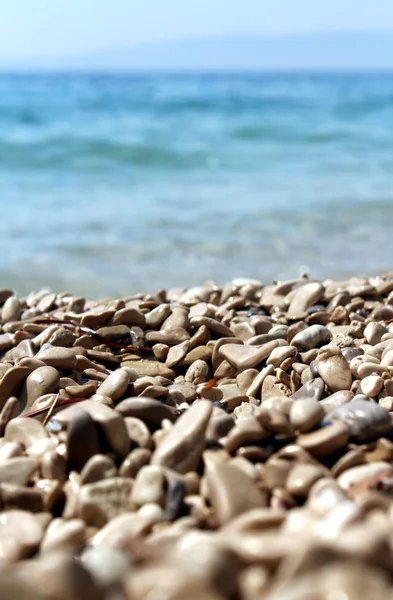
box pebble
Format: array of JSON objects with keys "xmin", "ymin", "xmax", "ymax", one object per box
[
  {"xmin": 0, "ymin": 510, "xmax": 44, "ymax": 561},
  {"xmin": 360, "ymin": 374, "xmax": 384, "ymax": 397},
  {"xmin": 81, "ymin": 546, "xmax": 131, "ymax": 589},
  {"xmin": 77, "ymin": 477, "xmax": 134, "ymax": 527},
  {"xmin": 314, "ymin": 348, "xmax": 353, "ymax": 392},
  {"xmin": 152, "ymin": 400, "xmax": 212, "ymax": 473},
  {"xmin": 23, "ymin": 366, "xmax": 60, "ymax": 408},
  {"xmin": 55, "ymin": 400, "xmax": 129, "ymax": 458},
  {"xmin": 325, "ymin": 399, "xmax": 392, "ymax": 441},
  {"xmin": 297, "ymin": 421, "xmax": 350, "ymax": 458},
  {"xmin": 219, "ymin": 341, "xmax": 279, "ymax": 370},
  {"xmin": 291, "ymin": 325, "xmax": 332, "ymax": 351},
  {"xmin": 205, "ymin": 461, "xmax": 266, "ymax": 525},
  {"xmin": 96, "ymin": 368, "xmax": 130, "ymax": 401},
  {"xmin": 67, "ymin": 411, "xmax": 101, "ymax": 472},
  {"xmin": 289, "ymin": 397, "xmax": 325, "ymax": 432},
  {"xmin": 131, "ymin": 464, "xmax": 166, "ymax": 507},
  {"xmin": 5, "ymin": 417, "xmax": 48, "ymax": 447},
  {"xmin": 36, "ymin": 347, "xmax": 77, "ymax": 370}
]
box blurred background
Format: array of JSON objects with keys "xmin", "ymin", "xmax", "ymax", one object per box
[{"xmin": 1, "ymin": 0, "xmax": 393, "ymax": 298}]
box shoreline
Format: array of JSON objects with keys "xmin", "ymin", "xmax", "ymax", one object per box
[{"xmin": 0, "ymin": 272, "xmax": 393, "ymax": 597}]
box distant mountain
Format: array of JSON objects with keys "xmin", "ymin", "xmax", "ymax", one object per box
[{"xmin": 4, "ymin": 31, "xmax": 393, "ymax": 71}]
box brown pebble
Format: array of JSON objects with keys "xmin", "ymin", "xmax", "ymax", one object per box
[{"xmin": 297, "ymin": 421, "xmax": 350, "ymax": 458}]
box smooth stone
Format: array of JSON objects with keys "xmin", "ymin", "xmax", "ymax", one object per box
[
  {"xmin": 286, "ymin": 463, "xmax": 328, "ymax": 498},
  {"xmin": 184, "ymin": 359, "xmax": 210, "ymax": 384},
  {"xmin": 166, "ymin": 340, "xmax": 190, "ymax": 368},
  {"xmin": 67, "ymin": 411, "xmax": 101, "ymax": 472},
  {"xmin": 0, "ymin": 366, "xmax": 30, "ymax": 410},
  {"xmin": 364, "ymin": 322, "xmax": 388, "ymax": 345},
  {"xmin": 205, "ymin": 461, "xmax": 266, "ymax": 525},
  {"xmin": 36, "ymin": 347, "xmax": 77, "ymax": 370},
  {"xmin": 291, "ymin": 325, "xmax": 332, "ymax": 351},
  {"xmin": 145, "ymin": 304, "xmax": 172, "ymax": 328},
  {"xmin": 0, "ymin": 510, "xmax": 44, "ymax": 561},
  {"xmin": 131, "ymin": 465, "xmax": 166, "ymax": 507},
  {"xmin": 81, "ymin": 546, "xmax": 131, "ymax": 589},
  {"xmin": 124, "ymin": 416, "xmax": 152, "ymax": 449},
  {"xmin": 111, "ymin": 307, "xmax": 146, "ymax": 328},
  {"xmin": 286, "ymin": 282, "xmax": 324, "ymax": 317},
  {"xmin": 91, "ymin": 512, "xmax": 153, "ymax": 549},
  {"xmin": 41, "ymin": 518, "xmax": 86, "ymax": 554},
  {"xmin": 24, "ymin": 366, "xmax": 60, "ymax": 407},
  {"xmin": 165, "ymin": 479, "xmax": 187, "ymax": 522},
  {"xmin": 0, "ymin": 482, "xmax": 44, "ymax": 512},
  {"xmin": 116, "ymin": 397, "xmax": 178, "ymax": 426},
  {"xmin": 1, "ymin": 296, "xmax": 20, "ymax": 324},
  {"xmin": 77, "ymin": 477, "xmax": 134, "ymax": 527},
  {"xmin": 54, "ymin": 400, "xmax": 129, "ymax": 458},
  {"xmin": 320, "ymin": 390, "xmax": 354, "ymax": 410},
  {"xmin": 219, "ymin": 341, "xmax": 279, "ymax": 370},
  {"xmin": 267, "ymin": 345, "xmax": 297, "ymax": 368},
  {"xmin": 224, "ymin": 417, "xmax": 268, "ymax": 454},
  {"xmin": 5, "ymin": 417, "xmax": 48, "ymax": 447},
  {"xmin": 145, "ymin": 327, "xmax": 190, "ymax": 345},
  {"xmin": 119, "ymin": 448, "xmax": 152, "ymax": 478},
  {"xmin": 121, "ymin": 359, "xmax": 175, "ymax": 379},
  {"xmin": 189, "ymin": 315, "xmax": 234, "ymax": 338},
  {"xmin": 96, "ymin": 368, "xmax": 130, "ymax": 401},
  {"xmin": 337, "ymin": 461, "xmax": 393, "ymax": 493},
  {"xmin": 291, "ymin": 378, "xmax": 325, "ymax": 402},
  {"xmin": 297, "ymin": 421, "xmax": 350, "ymax": 458},
  {"xmin": 0, "ymin": 457, "xmax": 38, "ymax": 486},
  {"xmin": 151, "ymin": 400, "xmax": 212, "ymax": 473},
  {"xmin": 289, "ymin": 397, "xmax": 324, "ymax": 432},
  {"xmin": 360, "ymin": 375, "xmax": 384, "ymax": 398},
  {"xmin": 315, "ymin": 349, "xmax": 353, "ymax": 392},
  {"xmin": 325, "ymin": 399, "xmax": 391, "ymax": 442},
  {"xmin": 80, "ymin": 454, "xmax": 117, "ymax": 484}
]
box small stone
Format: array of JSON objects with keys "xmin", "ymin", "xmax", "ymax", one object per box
[
  {"xmin": 96, "ymin": 368, "xmax": 130, "ymax": 401},
  {"xmin": 55, "ymin": 400, "xmax": 129, "ymax": 458},
  {"xmin": 41, "ymin": 518, "xmax": 86, "ymax": 553},
  {"xmin": 80, "ymin": 454, "xmax": 117, "ymax": 484},
  {"xmin": 0, "ymin": 510, "xmax": 44, "ymax": 561},
  {"xmin": 289, "ymin": 397, "xmax": 324, "ymax": 432},
  {"xmin": 360, "ymin": 375, "xmax": 384, "ymax": 398},
  {"xmin": 166, "ymin": 340, "xmax": 190, "ymax": 368},
  {"xmin": 297, "ymin": 421, "xmax": 350, "ymax": 458},
  {"xmin": 81, "ymin": 546, "xmax": 131, "ymax": 589},
  {"xmin": 291, "ymin": 325, "xmax": 332, "ymax": 351},
  {"xmin": 164, "ymin": 479, "xmax": 187, "ymax": 522},
  {"xmin": 5, "ymin": 417, "xmax": 48, "ymax": 447},
  {"xmin": 337, "ymin": 461, "xmax": 393, "ymax": 495},
  {"xmin": 205, "ymin": 461, "xmax": 266, "ymax": 525},
  {"xmin": 131, "ymin": 465, "xmax": 166, "ymax": 507},
  {"xmin": 36, "ymin": 347, "xmax": 77, "ymax": 370},
  {"xmin": 286, "ymin": 282, "xmax": 324, "ymax": 317},
  {"xmin": 286, "ymin": 463, "xmax": 328, "ymax": 498},
  {"xmin": 67, "ymin": 411, "xmax": 101, "ymax": 472},
  {"xmin": 315, "ymin": 348, "xmax": 353, "ymax": 393},
  {"xmin": 325, "ymin": 399, "xmax": 391, "ymax": 442},
  {"xmin": 116, "ymin": 397, "xmax": 178, "ymax": 426},
  {"xmin": 219, "ymin": 341, "xmax": 279, "ymax": 370},
  {"xmin": 151, "ymin": 400, "xmax": 212, "ymax": 473},
  {"xmin": 291, "ymin": 378, "xmax": 325, "ymax": 402},
  {"xmin": 0, "ymin": 457, "xmax": 38, "ymax": 486},
  {"xmin": 1, "ymin": 296, "xmax": 20, "ymax": 324},
  {"xmin": 23, "ymin": 366, "xmax": 60, "ymax": 408},
  {"xmin": 77, "ymin": 478, "xmax": 134, "ymax": 527},
  {"xmin": 122, "ymin": 359, "xmax": 175, "ymax": 378}
]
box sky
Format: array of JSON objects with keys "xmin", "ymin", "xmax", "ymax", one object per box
[{"xmin": 1, "ymin": 0, "xmax": 393, "ymax": 60}]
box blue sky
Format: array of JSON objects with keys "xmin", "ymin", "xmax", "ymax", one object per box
[{"xmin": 1, "ymin": 0, "xmax": 393, "ymax": 60}]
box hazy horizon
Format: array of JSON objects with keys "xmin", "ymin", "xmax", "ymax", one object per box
[{"xmin": 3, "ymin": 30, "xmax": 393, "ymax": 72}]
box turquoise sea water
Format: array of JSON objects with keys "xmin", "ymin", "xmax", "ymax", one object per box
[{"xmin": 1, "ymin": 73, "xmax": 393, "ymax": 298}]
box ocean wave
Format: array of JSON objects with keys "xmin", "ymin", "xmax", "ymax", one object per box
[{"xmin": 0, "ymin": 137, "xmax": 210, "ymax": 170}]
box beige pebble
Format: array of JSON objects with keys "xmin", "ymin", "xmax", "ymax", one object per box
[
  {"xmin": 80, "ymin": 454, "xmax": 117, "ymax": 484},
  {"xmin": 131, "ymin": 465, "xmax": 166, "ymax": 507},
  {"xmin": 1, "ymin": 296, "xmax": 20, "ymax": 324},
  {"xmin": 337, "ymin": 461, "xmax": 393, "ymax": 493},
  {"xmin": 184, "ymin": 359, "xmax": 210, "ymax": 384},
  {"xmin": 124, "ymin": 416, "xmax": 152, "ymax": 449},
  {"xmin": 23, "ymin": 365, "xmax": 60, "ymax": 408},
  {"xmin": 36, "ymin": 346, "xmax": 77, "ymax": 370},
  {"xmin": 0, "ymin": 510, "xmax": 44, "ymax": 562},
  {"xmin": 0, "ymin": 457, "xmax": 38, "ymax": 486},
  {"xmin": 289, "ymin": 397, "xmax": 324, "ymax": 432},
  {"xmin": 297, "ymin": 421, "xmax": 350, "ymax": 458},
  {"xmin": 96, "ymin": 367, "xmax": 130, "ymax": 401},
  {"xmin": 285, "ymin": 463, "xmax": 328, "ymax": 498},
  {"xmin": 121, "ymin": 358, "xmax": 175, "ymax": 378},
  {"xmin": 205, "ymin": 460, "xmax": 266, "ymax": 525},
  {"xmin": 166, "ymin": 340, "xmax": 190, "ymax": 368},
  {"xmin": 40, "ymin": 518, "xmax": 86, "ymax": 554},
  {"xmin": 219, "ymin": 341, "xmax": 279, "ymax": 370},
  {"xmin": 286, "ymin": 282, "xmax": 324, "ymax": 318},
  {"xmin": 152, "ymin": 400, "xmax": 212, "ymax": 474},
  {"xmin": 5, "ymin": 417, "xmax": 48, "ymax": 447},
  {"xmin": 360, "ymin": 375, "xmax": 384, "ymax": 397},
  {"xmin": 315, "ymin": 348, "xmax": 353, "ymax": 392},
  {"xmin": 77, "ymin": 477, "xmax": 134, "ymax": 527},
  {"xmin": 54, "ymin": 399, "xmax": 129, "ymax": 458}
]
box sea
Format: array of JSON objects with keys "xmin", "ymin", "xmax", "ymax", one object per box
[{"xmin": 1, "ymin": 72, "xmax": 393, "ymax": 298}]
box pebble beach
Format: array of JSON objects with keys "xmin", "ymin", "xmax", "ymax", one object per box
[{"xmin": 0, "ymin": 273, "xmax": 393, "ymax": 598}]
